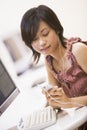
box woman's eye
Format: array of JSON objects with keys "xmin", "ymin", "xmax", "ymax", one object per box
[{"xmin": 43, "ymin": 32, "xmax": 49, "ymax": 36}]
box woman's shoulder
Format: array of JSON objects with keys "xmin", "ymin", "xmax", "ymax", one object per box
[
  {"xmin": 72, "ymin": 41, "xmax": 87, "ymax": 73},
  {"xmin": 72, "ymin": 41, "xmax": 87, "ymax": 54}
]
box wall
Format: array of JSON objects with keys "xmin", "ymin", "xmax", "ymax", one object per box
[{"xmin": 0, "ymin": 0, "xmax": 87, "ymax": 39}]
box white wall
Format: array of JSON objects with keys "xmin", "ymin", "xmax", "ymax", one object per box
[{"xmin": 0, "ymin": 0, "xmax": 87, "ymax": 39}]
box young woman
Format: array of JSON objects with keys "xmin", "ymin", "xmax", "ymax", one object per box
[{"xmin": 20, "ymin": 5, "xmax": 87, "ymax": 130}]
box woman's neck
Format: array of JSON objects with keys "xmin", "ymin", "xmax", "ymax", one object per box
[{"xmin": 51, "ymin": 44, "xmax": 66, "ymax": 63}]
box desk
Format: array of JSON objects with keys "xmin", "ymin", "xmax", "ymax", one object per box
[
  {"xmin": 45, "ymin": 107, "xmax": 87, "ymax": 130},
  {"xmin": 0, "ymin": 86, "xmax": 87, "ymax": 130}
]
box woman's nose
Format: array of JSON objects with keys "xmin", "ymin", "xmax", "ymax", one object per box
[{"xmin": 39, "ymin": 38, "xmax": 46, "ymax": 46}]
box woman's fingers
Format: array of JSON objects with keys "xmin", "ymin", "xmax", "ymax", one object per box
[
  {"xmin": 48, "ymin": 97, "xmax": 62, "ymax": 109},
  {"xmin": 42, "ymin": 87, "xmax": 63, "ymax": 101},
  {"xmin": 42, "ymin": 86, "xmax": 72, "ymax": 108},
  {"xmin": 42, "ymin": 88, "xmax": 46, "ymax": 94},
  {"xmin": 49, "ymin": 87, "xmax": 64, "ymax": 97}
]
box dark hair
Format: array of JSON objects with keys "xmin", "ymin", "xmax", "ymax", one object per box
[{"xmin": 21, "ymin": 5, "xmax": 66, "ymax": 63}]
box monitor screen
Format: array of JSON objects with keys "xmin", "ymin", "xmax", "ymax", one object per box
[{"xmin": 0, "ymin": 60, "xmax": 20, "ymax": 116}]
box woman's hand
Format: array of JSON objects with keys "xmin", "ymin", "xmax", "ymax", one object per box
[{"xmin": 42, "ymin": 86, "xmax": 73, "ymax": 109}]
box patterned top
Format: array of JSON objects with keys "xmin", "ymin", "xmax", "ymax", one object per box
[{"xmin": 46, "ymin": 37, "xmax": 87, "ymax": 98}]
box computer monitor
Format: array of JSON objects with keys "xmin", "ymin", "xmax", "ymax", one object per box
[{"xmin": 0, "ymin": 60, "xmax": 20, "ymax": 116}]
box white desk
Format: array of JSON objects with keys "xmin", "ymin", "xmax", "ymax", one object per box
[
  {"xmin": 0, "ymin": 86, "xmax": 87, "ymax": 130},
  {"xmin": 45, "ymin": 107, "xmax": 87, "ymax": 130}
]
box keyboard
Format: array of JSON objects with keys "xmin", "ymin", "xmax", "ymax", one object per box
[{"xmin": 17, "ymin": 106, "xmax": 57, "ymax": 130}]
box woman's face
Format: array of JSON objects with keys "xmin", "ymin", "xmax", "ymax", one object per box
[{"xmin": 31, "ymin": 21, "xmax": 60, "ymax": 55}]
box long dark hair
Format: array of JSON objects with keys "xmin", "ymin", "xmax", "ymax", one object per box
[{"xmin": 21, "ymin": 5, "xmax": 66, "ymax": 63}]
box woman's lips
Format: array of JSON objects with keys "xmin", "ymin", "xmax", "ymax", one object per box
[{"xmin": 40, "ymin": 45, "xmax": 50, "ymax": 52}]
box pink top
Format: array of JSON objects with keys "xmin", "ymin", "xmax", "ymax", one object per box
[{"xmin": 46, "ymin": 37, "xmax": 87, "ymax": 98}]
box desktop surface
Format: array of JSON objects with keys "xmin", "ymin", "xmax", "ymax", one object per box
[
  {"xmin": 0, "ymin": 86, "xmax": 87, "ymax": 130},
  {"xmin": 7, "ymin": 126, "xmax": 18, "ymax": 130}
]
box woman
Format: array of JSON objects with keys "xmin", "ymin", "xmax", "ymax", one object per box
[{"xmin": 20, "ymin": 5, "xmax": 87, "ymax": 130}]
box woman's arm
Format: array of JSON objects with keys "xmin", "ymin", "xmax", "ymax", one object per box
[{"xmin": 71, "ymin": 95, "xmax": 87, "ymax": 107}]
